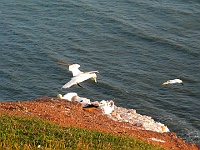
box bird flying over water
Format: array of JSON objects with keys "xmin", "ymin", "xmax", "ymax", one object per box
[
  {"xmin": 56, "ymin": 62, "xmax": 98, "ymax": 88},
  {"xmin": 162, "ymin": 79, "xmax": 184, "ymax": 86}
]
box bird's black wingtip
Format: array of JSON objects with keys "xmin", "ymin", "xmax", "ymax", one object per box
[{"xmin": 77, "ymin": 83, "xmax": 84, "ymax": 88}]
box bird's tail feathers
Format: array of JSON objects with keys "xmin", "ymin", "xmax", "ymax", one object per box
[{"xmin": 89, "ymin": 71, "xmax": 99, "ymax": 74}]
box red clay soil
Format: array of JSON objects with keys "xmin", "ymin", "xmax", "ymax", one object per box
[{"xmin": 0, "ymin": 96, "xmax": 199, "ymax": 150}]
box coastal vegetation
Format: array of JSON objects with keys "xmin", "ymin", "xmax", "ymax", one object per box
[{"xmin": 0, "ymin": 114, "xmax": 163, "ymax": 149}]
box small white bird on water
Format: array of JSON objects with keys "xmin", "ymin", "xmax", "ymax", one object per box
[
  {"xmin": 57, "ymin": 62, "xmax": 98, "ymax": 88},
  {"xmin": 57, "ymin": 92, "xmax": 91, "ymax": 107},
  {"xmin": 162, "ymin": 79, "xmax": 184, "ymax": 86},
  {"xmin": 99, "ymin": 100, "xmax": 115, "ymax": 114}
]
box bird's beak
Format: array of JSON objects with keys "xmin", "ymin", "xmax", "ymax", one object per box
[
  {"xmin": 93, "ymin": 76, "xmax": 97, "ymax": 82},
  {"xmin": 57, "ymin": 94, "xmax": 62, "ymax": 99},
  {"xmin": 162, "ymin": 82, "xmax": 168, "ymax": 86}
]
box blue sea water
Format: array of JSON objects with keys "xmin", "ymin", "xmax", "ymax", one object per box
[{"xmin": 0, "ymin": 0, "xmax": 200, "ymax": 145}]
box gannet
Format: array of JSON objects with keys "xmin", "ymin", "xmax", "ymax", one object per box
[
  {"xmin": 57, "ymin": 92, "xmax": 78, "ymax": 101},
  {"xmin": 56, "ymin": 62, "xmax": 98, "ymax": 88},
  {"xmin": 99, "ymin": 100, "xmax": 115, "ymax": 114},
  {"xmin": 162, "ymin": 79, "xmax": 184, "ymax": 86},
  {"xmin": 62, "ymin": 71, "xmax": 98, "ymax": 88},
  {"xmin": 57, "ymin": 92, "xmax": 91, "ymax": 107},
  {"xmin": 71, "ymin": 95, "xmax": 91, "ymax": 107}
]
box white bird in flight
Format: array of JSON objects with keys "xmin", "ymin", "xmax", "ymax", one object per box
[
  {"xmin": 57, "ymin": 62, "xmax": 98, "ymax": 88},
  {"xmin": 99, "ymin": 100, "xmax": 115, "ymax": 114},
  {"xmin": 162, "ymin": 79, "xmax": 184, "ymax": 86},
  {"xmin": 57, "ymin": 92, "xmax": 91, "ymax": 107}
]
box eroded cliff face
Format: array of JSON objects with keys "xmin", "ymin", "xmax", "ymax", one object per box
[{"xmin": 0, "ymin": 96, "xmax": 199, "ymax": 150}]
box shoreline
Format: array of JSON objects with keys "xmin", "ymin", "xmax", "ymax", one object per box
[{"xmin": 0, "ymin": 96, "xmax": 199, "ymax": 150}]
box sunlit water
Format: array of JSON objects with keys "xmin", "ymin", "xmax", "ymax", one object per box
[{"xmin": 1, "ymin": 0, "xmax": 200, "ymax": 145}]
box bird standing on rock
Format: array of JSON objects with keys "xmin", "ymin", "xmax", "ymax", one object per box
[
  {"xmin": 99, "ymin": 100, "xmax": 115, "ymax": 114},
  {"xmin": 57, "ymin": 92, "xmax": 91, "ymax": 107}
]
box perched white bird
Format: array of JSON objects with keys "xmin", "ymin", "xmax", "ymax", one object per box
[
  {"xmin": 162, "ymin": 79, "xmax": 184, "ymax": 86},
  {"xmin": 57, "ymin": 92, "xmax": 91, "ymax": 107},
  {"xmin": 99, "ymin": 100, "xmax": 115, "ymax": 114},
  {"xmin": 57, "ymin": 92, "xmax": 78, "ymax": 101},
  {"xmin": 57, "ymin": 62, "xmax": 98, "ymax": 88},
  {"xmin": 71, "ymin": 95, "xmax": 91, "ymax": 107}
]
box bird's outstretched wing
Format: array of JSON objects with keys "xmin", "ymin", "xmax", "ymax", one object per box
[
  {"xmin": 62, "ymin": 72, "xmax": 97, "ymax": 88},
  {"xmin": 56, "ymin": 62, "xmax": 83, "ymax": 76},
  {"xmin": 62, "ymin": 77, "xmax": 78, "ymax": 88},
  {"xmin": 62, "ymin": 74, "xmax": 89, "ymax": 88},
  {"xmin": 56, "ymin": 61, "xmax": 72, "ymax": 66}
]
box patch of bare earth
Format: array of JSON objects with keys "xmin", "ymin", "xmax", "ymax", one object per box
[{"xmin": 0, "ymin": 97, "xmax": 199, "ymax": 150}]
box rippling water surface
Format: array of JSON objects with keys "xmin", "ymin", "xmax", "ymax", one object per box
[{"xmin": 1, "ymin": 0, "xmax": 200, "ymax": 145}]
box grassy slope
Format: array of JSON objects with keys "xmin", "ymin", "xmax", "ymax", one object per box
[{"xmin": 0, "ymin": 115, "xmax": 164, "ymax": 150}]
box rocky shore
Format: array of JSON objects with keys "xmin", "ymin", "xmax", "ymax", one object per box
[
  {"xmin": 108, "ymin": 105, "xmax": 169, "ymax": 133},
  {"xmin": 0, "ymin": 96, "xmax": 199, "ymax": 150}
]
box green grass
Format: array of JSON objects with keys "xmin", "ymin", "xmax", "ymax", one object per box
[{"xmin": 0, "ymin": 115, "xmax": 164, "ymax": 150}]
